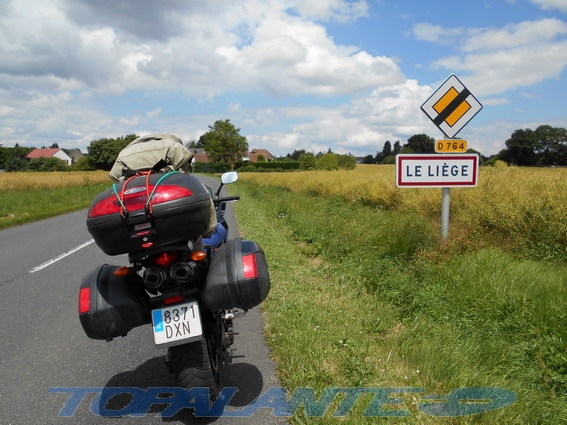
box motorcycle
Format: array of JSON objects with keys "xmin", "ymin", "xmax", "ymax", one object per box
[{"xmin": 78, "ymin": 171, "xmax": 270, "ymax": 399}]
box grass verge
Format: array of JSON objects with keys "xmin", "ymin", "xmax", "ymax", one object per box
[{"xmin": 0, "ymin": 171, "xmax": 112, "ymax": 229}]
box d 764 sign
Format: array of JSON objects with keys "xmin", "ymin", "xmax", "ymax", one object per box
[{"xmin": 435, "ymin": 139, "xmax": 467, "ymax": 153}]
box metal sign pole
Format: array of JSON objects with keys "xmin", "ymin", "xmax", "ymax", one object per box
[{"xmin": 441, "ymin": 187, "xmax": 450, "ymax": 240}]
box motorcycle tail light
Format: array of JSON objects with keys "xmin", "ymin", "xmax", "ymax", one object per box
[
  {"xmin": 88, "ymin": 185, "xmax": 193, "ymax": 218},
  {"xmin": 152, "ymin": 252, "xmax": 177, "ymax": 268},
  {"xmin": 242, "ymin": 254, "xmax": 258, "ymax": 279},
  {"xmin": 79, "ymin": 287, "xmax": 90, "ymax": 314}
]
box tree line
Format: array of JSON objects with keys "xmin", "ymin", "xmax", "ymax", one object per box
[
  {"xmin": 0, "ymin": 144, "xmax": 73, "ymax": 172},
  {"xmin": 2, "ymin": 123, "xmax": 564, "ymax": 172},
  {"xmin": 363, "ymin": 125, "xmax": 567, "ymax": 166}
]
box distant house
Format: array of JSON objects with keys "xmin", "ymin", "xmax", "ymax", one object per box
[
  {"xmin": 25, "ymin": 148, "xmax": 72, "ymax": 166},
  {"xmin": 66, "ymin": 148, "xmax": 85, "ymax": 164},
  {"xmin": 243, "ymin": 148, "xmax": 275, "ymax": 162},
  {"xmin": 188, "ymin": 148, "xmax": 211, "ymax": 163}
]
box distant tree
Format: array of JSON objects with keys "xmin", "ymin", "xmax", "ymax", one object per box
[
  {"xmin": 374, "ymin": 152, "xmax": 384, "ymax": 164},
  {"xmin": 502, "ymin": 128, "xmax": 539, "ymax": 166},
  {"xmin": 256, "ymin": 154, "xmax": 266, "ymax": 162},
  {"xmin": 393, "ymin": 141, "xmax": 401, "ymax": 155},
  {"xmin": 200, "ymin": 119, "xmax": 248, "ymax": 164},
  {"xmin": 29, "ymin": 157, "xmax": 68, "ymax": 172},
  {"xmin": 71, "ymin": 156, "xmax": 96, "ymax": 171},
  {"xmin": 288, "ymin": 149, "xmax": 306, "ymax": 161},
  {"xmin": 299, "ymin": 152, "xmax": 318, "ymax": 170},
  {"xmin": 382, "ymin": 141, "xmax": 392, "ymax": 158},
  {"xmin": 363, "ymin": 155, "xmax": 374, "ymax": 164},
  {"xmin": 5, "ymin": 156, "xmax": 29, "ymax": 172},
  {"xmin": 319, "ymin": 153, "xmax": 339, "ymax": 170},
  {"xmin": 535, "ymin": 125, "xmax": 567, "ymax": 165},
  {"xmin": 195, "ymin": 135, "xmax": 209, "ymax": 148},
  {"xmin": 12, "ymin": 146, "xmax": 35, "ymax": 159},
  {"xmin": 405, "ymin": 134, "xmax": 435, "ymax": 153},
  {"xmin": 50, "ymin": 143, "xmax": 59, "ymax": 149},
  {"xmin": 338, "ymin": 154, "xmax": 357, "ymax": 170},
  {"xmin": 0, "ymin": 147, "xmax": 8, "ymax": 168},
  {"xmin": 87, "ymin": 134, "xmax": 137, "ymax": 170},
  {"xmin": 466, "ymin": 148, "xmax": 485, "ymax": 164},
  {"xmin": 383, "ymin": 155, "xmax": 395, "ymax": 164}
]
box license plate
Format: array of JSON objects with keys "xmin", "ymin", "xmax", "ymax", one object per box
[{"xmin": 151, "ymin": 301, "xmax": 202, "ymax": 347}]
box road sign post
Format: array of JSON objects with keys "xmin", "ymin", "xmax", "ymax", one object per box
[{"xmin": 397, "ymin": 74, "xmax": 483, "ymax": 241}]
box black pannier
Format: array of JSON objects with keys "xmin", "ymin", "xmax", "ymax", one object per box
[
  {"xmin": 79, "ymin": 264, "xmax": 150, "ymax": 341},
  {"xmin": 202, "ymin": 238, "xmax": 270, "ymax": 310},
  {"xmin": 86, "ymin": 173, "xmax": 211, "ymax": 256}
]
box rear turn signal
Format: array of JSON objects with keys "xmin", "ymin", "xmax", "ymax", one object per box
[
  {"xmin": 191, "ymin": 251, "xmax": 207, "ymax": 262},
  {"xmin": 79, "ymin": 287, "xmax": 90, "ymax": 314},
  {"xmin": 113, "ymin": 266, "xmax": 131, "ymax": 276}
]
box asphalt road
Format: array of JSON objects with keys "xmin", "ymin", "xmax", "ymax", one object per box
[{"xmin": 0, "ymin": 175, "xmax": 287, "ymax": 424}]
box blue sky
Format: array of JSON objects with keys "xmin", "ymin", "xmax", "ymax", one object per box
[{"xmin": 0, "ymin": 0, "xmax": 566, "ymax": 158}]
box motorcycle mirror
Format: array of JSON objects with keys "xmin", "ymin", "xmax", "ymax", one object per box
[
  {"xmin": 216, "ymin": 172, "xmax": 239, "ymax": 197},
  {"xmin": 221, "ymin": 171, "xmax": 239, "ymax": 185}
]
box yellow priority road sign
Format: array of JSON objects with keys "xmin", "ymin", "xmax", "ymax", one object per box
[
  {"xmin": 435, "ymin": 139, "xmax": 467, "ymax": 153},
  {"xmin": 421, "ymin": 74, "xmax": 482, "ymax": 139}
]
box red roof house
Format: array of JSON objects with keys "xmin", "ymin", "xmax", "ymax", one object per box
[{"xmin": 25, "ymin": 148, "xmax": 72, "ymax": 166}]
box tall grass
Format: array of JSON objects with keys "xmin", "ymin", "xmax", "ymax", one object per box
[{"xmin": 239, "ymin": 165, "xmax": 567, "ymax": 261}]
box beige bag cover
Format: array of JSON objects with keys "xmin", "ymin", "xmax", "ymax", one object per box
[{"xmin": 109, "ymin": 133, "xmax": 193, "ymax": 182}]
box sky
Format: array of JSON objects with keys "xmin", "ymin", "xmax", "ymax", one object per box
[{"xmin": 0, "ymin": 0, "xmax": 566, "ymax": 158}]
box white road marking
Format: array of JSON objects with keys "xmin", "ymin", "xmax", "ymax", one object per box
[{"xmin": 29, "ymin": 239, "xmax": 95, "ymax": 273}]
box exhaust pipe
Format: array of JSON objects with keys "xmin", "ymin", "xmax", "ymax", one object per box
[
  {"xmin": 170, "ymin": 262, "xmax": 197, "ymax": 283},
  {"xmin": 143, "ymin": 267, "xmax": 166, "ymax": 288}
]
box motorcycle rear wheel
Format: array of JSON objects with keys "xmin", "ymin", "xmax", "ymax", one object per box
[{"xmin": 169, "ymin": 331, "xmax": 222, "ymax": 399}]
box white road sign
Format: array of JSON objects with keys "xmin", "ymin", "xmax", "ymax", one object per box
[{"xmin": 396, "ymin": 154, "xmax": 479, "ymax": 188}]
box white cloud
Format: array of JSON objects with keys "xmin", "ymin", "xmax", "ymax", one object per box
[
  {"xmin": 0, "ymin": 0, "xmax": 402, "ymax": 98},
  {"xmin": 462, "ymin": 19, "xmax": 567, "ymax": 52},
  {"xmin": 286, "ymin": 0, "xmax": 369, "ymax": 23},
  {"xmin": 146, "ymin": 108, "xmax": 162, "ymax": 118},
  {"xmin": 529, "ymin": 0, "xmax": 567, "ymax": 12},
  {"xmin": 416, "ymin": 19, "xmax": 567, "ymax": 96},
  {"xmin": 244, "ymin": 79, "xmax": 437, "ymax": 155},
  {"xmin": 411, "ymin": 23, "xmax": 465, "ymax": 44},
  {"xmin": 482, "ymin": 98, "xmax": 512, "ymax": 105}
]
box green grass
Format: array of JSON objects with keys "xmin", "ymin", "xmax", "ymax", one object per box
[
  {"xmin": 0, "ymin": 184, "xmax": 110, "ymax": 229},
  {"xmin": 229, "ymin": 181, "xmax": 567, "ymax": 424}
]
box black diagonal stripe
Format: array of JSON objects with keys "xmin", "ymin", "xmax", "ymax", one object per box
[{"xmin": 433, "ymin": 87, "xmax": 471, "ymax": 127}]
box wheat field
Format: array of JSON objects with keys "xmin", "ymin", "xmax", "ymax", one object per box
[{"xmin": 239, "ymin": 164, "xmax": 567, "ymax": 256}]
